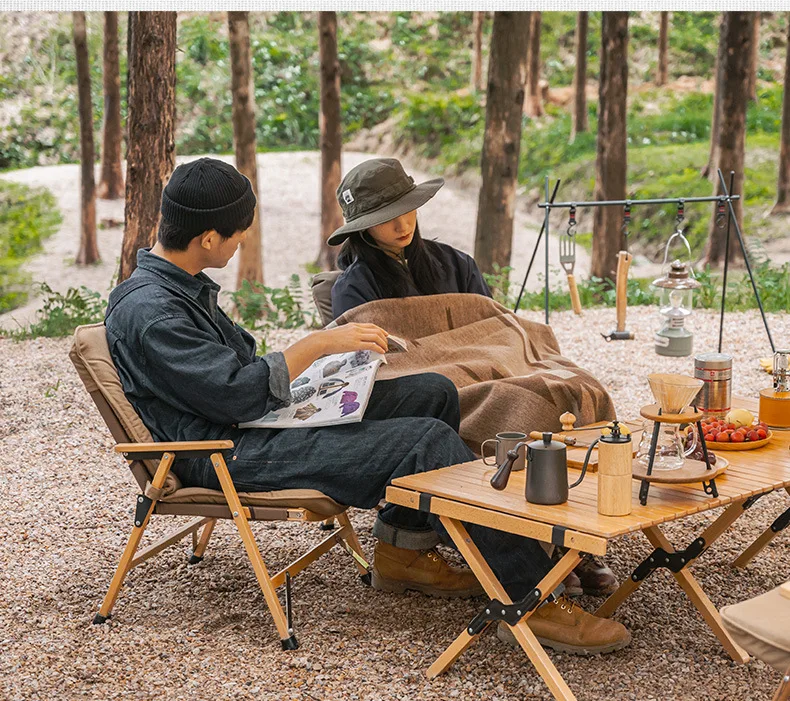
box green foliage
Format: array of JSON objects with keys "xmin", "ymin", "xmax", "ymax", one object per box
[
  {"xmin": 395, "ymin": 92, "xmax": 482, "ymax": 158},
  {"xmin": 0, "ymin": 13, "xmax": 119, "ymax": 169},
  {"xmin": 226, "ymin": 274, "xmax": 316, "ymax": 353},
  {"xmin": 482, "ymin": 264, "xmax": 515, "ymax": 307},
  {"xmin": 5, "ymin": 283, "xmax": 106, "ymax": 339},
  {"xmin": 0, "ymin": 181, "xmax": 62, "ymax": 312}
]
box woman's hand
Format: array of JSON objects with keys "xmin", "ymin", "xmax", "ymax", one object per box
[
  {"xmin": 281, "ymin": 323, "xmax": 388, "ymax": 380},
  {"xmin": 319, "ymin": 323, "xmax": 389, "ymax": 355}
]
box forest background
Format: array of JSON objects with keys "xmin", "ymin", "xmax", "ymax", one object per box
[{"xmin": 0, "ymin": 11, "xmax": 788, "ymax": 335}]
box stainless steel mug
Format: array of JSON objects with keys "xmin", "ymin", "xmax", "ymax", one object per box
[{"xmin": 482, "ymin": 432, "xmax": 527, "ymax": 472}]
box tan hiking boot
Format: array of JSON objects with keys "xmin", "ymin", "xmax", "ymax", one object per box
[
  {"xmin": 371, "ymin": 541, "xmax": 484, "ymax": 598},
  {"xmin": 496, "ymin": 596, "xmax": 631, "ymax": 655}
]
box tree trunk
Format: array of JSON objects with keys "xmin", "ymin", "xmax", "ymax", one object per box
[
  {"xmin": 471, "ymin": 11, "xmax": 484, "ymax": 93},
  {"xmin": 771, "ymin": 15, "xmax": 790, "ymax": 215},
  {"xmin": 474, "ymin": 11, "xmax": 531, "ymax": 275},
  {"xmin": 228, "ymin": 11, "xmax": 264, "ymax": 286},
  {"xmin": 525, "ymin": 12, "xmax": 543, "ymax": 117},
  {"xmin": 656, "ymin": 11, "xmax": 669, "ymax": 86},
  {"xmin": 97, "ymin": 12, "xmax": 124, "ymax": 200},
  {"xmin": 316, "ymin": 11, "xmax": 344, "ymax": 272},
  {"xmin": 703, "ymin": 14, "xmax": 728, "ymax": 180},
  {"xmin": 73, "ymin": 12, "xmax": 99, "ymax": 266},
  {"xmin": 118, "ymin": 11, "xmax": 176, "ymax": 283},
  {"xmin": 591, "ymin": 12, "xmax": 629, "ymax": 283},
  {"xmin": 747, "ymin": 11, "xmax": 761, "ymax": 102},
  {"xmin": 570, "ymin": 12, "xmax": 589, "ymax": 142},
  {"xmin": 704, "ymin": 11, "xmax": 753, "ymax": 266}
]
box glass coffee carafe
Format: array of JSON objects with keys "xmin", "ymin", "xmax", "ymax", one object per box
[{"xmin": 636, "ymin": 373, "xmax": 703, "ymax": 471}]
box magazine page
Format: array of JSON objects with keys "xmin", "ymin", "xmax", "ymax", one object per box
[{"xmin": 239, "ymin": 349, "xmax": 386, "ymax": 429}]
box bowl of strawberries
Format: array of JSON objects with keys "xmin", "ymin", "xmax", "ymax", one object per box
[{"xmin": 699, "ymin": 409, "xmax": 772, "ymax": 450}]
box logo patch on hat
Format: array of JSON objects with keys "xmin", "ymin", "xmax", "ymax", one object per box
[{"xmin": 342, "ymin": 189, "xmax": 354, "ymax": 204}]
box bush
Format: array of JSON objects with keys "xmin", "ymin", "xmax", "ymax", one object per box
[
  {"xmin": 5, "ymin": 283, "xmax": 106, "ymax": 339},
  {"xmin": 226, "ymin": 274, "xmax": 317, "ymax": 354},
  {"xmin": 0, "ymin": 180, "xmax": 62, "ymax": 312}
]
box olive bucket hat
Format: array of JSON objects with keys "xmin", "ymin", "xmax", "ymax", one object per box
[{"xmin": 327, "ymin": 158, "xmax": 444, "ymax": 246}]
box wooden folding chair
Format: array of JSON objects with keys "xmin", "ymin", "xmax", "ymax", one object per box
[{"xmin": 70, "ymin": 323, "xmax": 371, "ymax": 649}]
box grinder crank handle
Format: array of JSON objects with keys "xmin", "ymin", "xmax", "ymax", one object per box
[
  {"xmin": 567, "ymin": 274, "xmax": 583, "ymax": 316},
  {"xmin": 615, "ymin": 250, "xmax": 632, "ymax": 333},
  {"xmin": 489, "ymin": 442, "xmax": 527, "ymax": 491},
  {"xmin": 528, "ymin": 430, "xmax": 577, "ymax": 446}
]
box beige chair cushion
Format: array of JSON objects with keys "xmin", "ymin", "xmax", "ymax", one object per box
[
  {"xmin": 720, "ymin": 585, "xmax": 790, "ymax": 672},
  {"xmin": 70, "ymin": 323, "xmax": 182, "ymax": 495},
  {"xmin": 311, "ymin": 270, "xmax": 342, "ymax": 328},
  {"xmin": 161, "ymin": 487, "xmax": 345, "ymax": 516}
]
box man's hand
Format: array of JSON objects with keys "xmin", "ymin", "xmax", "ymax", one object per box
[
  {"xmin": 281, "ymin": 323, "xmax": 389, "ymax": 380},
  {"xmin": 319, "ymin": 323, "xmax": 389, "ymax": 355}
]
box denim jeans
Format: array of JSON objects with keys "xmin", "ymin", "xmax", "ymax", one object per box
[{"xmin": 178, "ymin": 372, "xmax": 553, "ymax": 601}]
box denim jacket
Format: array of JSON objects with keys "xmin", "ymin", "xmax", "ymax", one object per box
[{"xmin": 105, "ymin": 249, "xmax": 291, "ymax": 444}]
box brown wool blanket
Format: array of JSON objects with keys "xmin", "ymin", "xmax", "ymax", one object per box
[{"xmin": 337, "ymin": 293, "xmax": 616, "ymax": 454}]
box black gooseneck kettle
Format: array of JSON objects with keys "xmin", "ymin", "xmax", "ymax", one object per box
[{"xmin": 489, "ymin": 431, "xmax": 599, "ymax": 505}]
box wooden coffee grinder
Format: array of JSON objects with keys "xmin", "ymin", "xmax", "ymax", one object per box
[
  {"xmin": 759, "ymin": 349, "xmax": 790, "ymax": 430},
  {"xmin": 597, "ymin": 421, "xmax": 633, "ymax": 516}
]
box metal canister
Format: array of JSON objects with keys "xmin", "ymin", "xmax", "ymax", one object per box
[{"xmin": 693, "ymin": 352, "xmax": 732, "ymax": 418}]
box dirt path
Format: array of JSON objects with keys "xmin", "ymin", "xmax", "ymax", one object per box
[{"xmin": 0, "ymin": 151, "xmax": 601, "ymax": 330}]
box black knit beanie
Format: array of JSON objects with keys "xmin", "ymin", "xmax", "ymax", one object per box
[{"xmin": 160, "ymin": 158, "xmax": 256, "ymax": 235}]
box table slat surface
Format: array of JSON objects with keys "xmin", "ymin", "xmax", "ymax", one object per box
[{"xmin": 389, "ymin": 399, "xmax": 790, "ymax": 539}]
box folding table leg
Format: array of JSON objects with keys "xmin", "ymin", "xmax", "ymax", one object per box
[
  {"xmin": 210, "ymin": 453, "xmax": 297, "ymax": 650},
  {"xmin": 643, "ymin": 525, "xmax": 749, "ymax": 664},
  {"xmin": 598, "ymin": 499, "xmax": 749, "ymax": 620},
  {"xmin": 734, "ymin": 490, "xmax": 790, "ymax": 569},
  {"xmin": 94, "ymin": 452, "xmax": 175, "ymax": 623},
  {"xmin": 429, "ymin": 516, "xmax": 581, "ymax": 701}
]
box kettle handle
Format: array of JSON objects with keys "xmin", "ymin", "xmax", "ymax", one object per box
[
  {"xmin": 490, "ymin": 442, "xmax": 527, "ymax": 491},
  {"xmin": 569, "ymin": 438, "xmax": 599, "ymax": 489}
]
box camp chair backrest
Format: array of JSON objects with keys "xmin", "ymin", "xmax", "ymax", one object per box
[
  {"xmin": 310, "ymin": 270, "xmax": 342, "ymax": 328},
  {"xmin": 69, "ymin": 323, "xmax": 181, "ymax": 495}
]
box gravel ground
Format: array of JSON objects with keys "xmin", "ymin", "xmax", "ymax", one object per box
[{"xmin": 2, "ymin": 306, "xmax": 788, "ymax": 701}]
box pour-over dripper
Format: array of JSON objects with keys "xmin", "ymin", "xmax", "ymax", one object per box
[
  {"xmin": 639, "ymin": 373, "xmax": 704, "ymax": 471},
  {"xmin": 647, "ymin": 373, "xmax": 703, "ymax": 414}
]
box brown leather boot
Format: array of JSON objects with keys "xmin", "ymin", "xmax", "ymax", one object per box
[
  {"xmin": 553, "ymin": 548, "xmax": 618, "ymax": 597},
  {"xmin": 371, "ymin": 542, "xmax": 484, "ymax": 598},
  {"xmin": 574, "ymin": 553, "xmax": 618, "ymax": 596},
  {"xmin": 497, "ymin": 596, "xmax": 631, "ymax": 655}
]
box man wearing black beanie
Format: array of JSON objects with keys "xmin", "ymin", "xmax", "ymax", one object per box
[{"xmin": 103, "ymin": 158, "xmax": 629, "ymax": 656}]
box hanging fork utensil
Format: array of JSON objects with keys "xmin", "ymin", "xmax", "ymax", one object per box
[{"xmin": 560, "ymin": 205, "xmax": 582, "ymax": 315}]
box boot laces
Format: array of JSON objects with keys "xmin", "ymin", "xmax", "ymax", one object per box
[{"xmin": 556, "ymin": 596, "xmax": 576, "ymax": 615}]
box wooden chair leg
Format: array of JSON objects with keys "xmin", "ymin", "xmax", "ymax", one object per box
[
  {"xmin": 773, "ymin": 666, "xmax": 790, "ymax": 701},
  {"xmin": 210, "ymin": 452, "xmax": 297, "ymax": 649},
  {"xmin": 335, "ymin": 511, "xmax": 371, "ymax": 581},
  {"xmin": 319, "ymin": 516, "xmax": 336, "ymax": 531},
  {"xmin": 94, "ymin": 452, "xmax": 176, "ymax": 623},
  {"xmin": 189, "ymin": 518, "xmax": 217, "ymax": 564}
]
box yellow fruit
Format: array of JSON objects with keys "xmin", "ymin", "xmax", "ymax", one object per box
[{"xmin": 726, "ymin": 408, "xmax": 755, "ymax": 428}]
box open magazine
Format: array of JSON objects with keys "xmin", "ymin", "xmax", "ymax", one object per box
[{"xmin": 239, "ymin": 335, "xmax": 407, "ymax": 429}]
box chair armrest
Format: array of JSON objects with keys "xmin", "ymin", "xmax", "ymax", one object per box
[
  {"xmin": 115, "ymin": 440, "xmax": 234, "ymax": 460},
  {"xmin": 781, "ymin": 582, "xmax": 790, "ymax": 600}
]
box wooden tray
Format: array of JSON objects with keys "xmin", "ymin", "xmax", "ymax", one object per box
[
  {"xmin": 632, "ymin": 456, "xmax": 729, "ymax": 484},
  {"xmin": 566, "ymin": 422, "xmax": 644, "ymax": 472},
  {"xmin": 704, "ymin": 429, "xmax": 773, "ymax": 451}
]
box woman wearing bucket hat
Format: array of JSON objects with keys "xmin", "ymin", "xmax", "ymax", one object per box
[{"xmin": 329, "ymin": 158, "xmax": 491, "ymax": 319}]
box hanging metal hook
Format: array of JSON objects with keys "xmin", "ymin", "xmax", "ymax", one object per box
[
  {"xmin": 716, "ymin": 197, "xmax": 727, "ymax": 229},
  {"xmin": 622, "ymin": 201, "xmax": 632, "ymax": 237},
  {"xmin": 676, "ymin": 199, "xmax": 685, "ymax": 227},
  {"xmin": 567, "ymin": 204, "xmax": 577, "ymax": 236}
]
